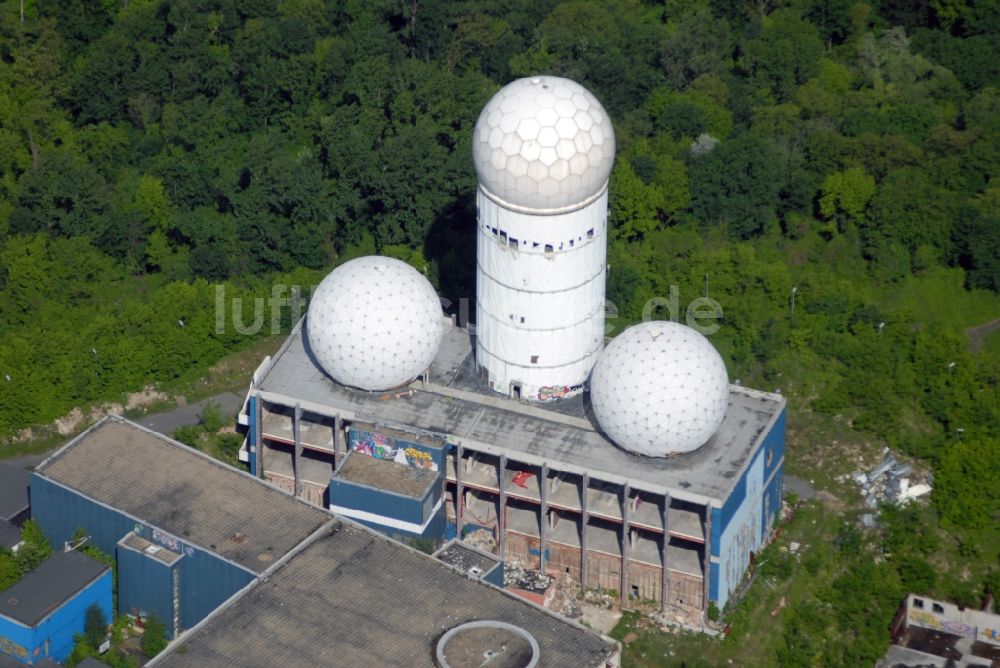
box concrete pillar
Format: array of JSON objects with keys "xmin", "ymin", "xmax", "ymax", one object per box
[
  {"xmin": 254, "ymin": 397, "xmax": 264, "ymax": 478},
  {"xmin": 620, "ymin": 482, "xmax": 630, "ymax": 606},
  {"xmin": 293, "ymin": 403, "xmax": 303, "ymax": 498},
  {"xmin": 580, "ymin": 472, "xmax": 589, "ymax": 588},
  {"xmin": 333, "ymin": 415, "xmax": 344, "ymax": 473},
  {"xmin": 455, "ymin": 443, "xmax": 464, "ymax": 539},
  {"xmin": 661, "ymin": 494, "xmax": 670, "ymax": 612},
  {"xmin": 539, "ymin": 463, "xmax": 549, "ymax": 575},
  {"xmin": 498, "ymin": 454, "xmax": 507, "ymax": 561}
]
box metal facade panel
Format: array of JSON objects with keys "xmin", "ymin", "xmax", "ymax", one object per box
[
  {"xmin": 328, "ymin": 480, "xmax": 426, "ymax": 525},
  {"xmin": 30, "ymin": 475, "xmax": 254, "ymax": 635},
  {"xmin": 177, "ymin": 551, "xmax": 254, "ymax": 631},
  {"xmin": 32, "ymin": 570, "xmax": 113, "ymax": 663},
  {"xmin": 116, "ymin": 545, "xmax": 175, "ymax": 633},
  {"xmin": 0, "ymin": 569, "xmax": 112, "ymax": 665}
]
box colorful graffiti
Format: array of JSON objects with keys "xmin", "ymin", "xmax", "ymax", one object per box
[
  {"xmin": 0, "ymin": 637, "xmax": 28, "ymax": 660},
  {"xmin": 350, "ymin": 430, "xmax": 439, "ymax": 471},
  {"xmin": 352, "ymin": 430, "xmax": 397, "ymax": 460},
  {"xmin": 910, "ymin": 610, "xmax": 943, "ymax": 631},
  {"xmin": 943, "ymin": 620, "xmax": 977, "ymax": 638},
  {"xmin": 982, "ymin": 627, "xmax": 999, "ymax": 642},
  {"xmin": 537, "ymin": 383, "xmax": 583, "ymax": 401}
]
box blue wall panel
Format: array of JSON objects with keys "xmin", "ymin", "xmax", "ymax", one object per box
[
  {"xmin": 0, "ymin": 568, "xmax": 112, "ymax": 665},
  {"xmin": 761, "ymin": 409, "xmax": 786, "ymax": 483},
  {"xmin": 329, "ymin": 480, "xmax": 425, "ymax": 525},
  {"xmin": 177, "ymin": 550, "xmax": 253, "ymax": 630},
  {"xmin": 30, "ymin": 476, "xmax": 254, "ymax": 634},
  {"xmin": 349, "ymin": 504, "xmax": 446, "ymax": 543},
  {"xmin": 116, "ymin": 544, "xmax": 175, "ymax": 634},
  {"xmin": 34, "ymin": 569, "xmax": 113, "ymax": 663}
]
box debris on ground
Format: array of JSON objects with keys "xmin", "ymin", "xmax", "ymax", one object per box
[
  {"xmin": 544, "ymin": 572, "xmax": 582, "ymax": 618},
  {"xmin": 836, "ymin": 450, "xmax": 934, "ymax": 527},
  {"xmin": 463, "ymin": 528, "xmax": 497, "ymax": 554},
  {"xmin": 503, "ymin": 562, "xmax": 551, "ymax": 593}
]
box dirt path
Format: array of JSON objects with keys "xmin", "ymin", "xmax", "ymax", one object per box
[{"xmin": 966, "ymin": 315, "xmax": 1000, "ymax": 353}]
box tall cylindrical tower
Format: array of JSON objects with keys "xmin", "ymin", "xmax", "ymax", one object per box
[{"xmin": 472, "ymin": 76, "xmax": 615, "ymax": 401}]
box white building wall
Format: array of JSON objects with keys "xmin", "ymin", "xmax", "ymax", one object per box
[{"xmin": 475, "ymin": 188, "xmax": 607, "ymax": 400}]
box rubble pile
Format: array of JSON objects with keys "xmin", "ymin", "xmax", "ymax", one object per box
[
  {"xmin": 837, "ymin": 448, "xmax": 933, "ymax": 527},
  {"xmin": 544, "ymin": 572, "xmax": 582, "ymax": 618},
  {"xmin": 503, "ymin": 562, "xmax": 551, "ymax": 593},
  {"xmin": 463, "ymin": 528, "xmax": 497, "ymax": 554},
  {"xmin": 582, "ymin": 588, "xmax": 616, "ymax": 609}
]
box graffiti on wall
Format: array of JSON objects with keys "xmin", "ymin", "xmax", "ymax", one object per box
[
  {"xmin": 0, "ymin": 637, "xmax": 28, "ymax": 660},
  {"xmin": 943, "ymin": 620, "xmax": 977, "ymax": 638},
  {"xmin": 352, "ymin": 430, "xmax": 397, "ymax": 460},
  {"xmin": 537, "ymin": 383, "xmax": 583, "ymax": 402},
  {"xmin": 910, "ymin": 610, "xmax": 944, "ymax": 631},
  {"xmin": 152, "ymin": 528, "xmax": 181, "ymax": 552},
  {"xmin": 351, "ymin": 430, "xmax": 438, "ymax": 471},
  {"xmin": 982, "ymin": 627, "xmax": 999, "ymax": 642}
]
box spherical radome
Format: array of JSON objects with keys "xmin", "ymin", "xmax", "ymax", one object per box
[
  {"xmin": 473, "ymin": 76, "xmax": 616, "ymax": 213},
  {"xmin": 590, "ymin": 321, "xmax": 729, "ymax": 457},
  {"xmin": 306, "ymin": 256, "xmax": 444, "ymax": 391}
]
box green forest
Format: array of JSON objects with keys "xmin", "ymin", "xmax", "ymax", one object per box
[{"xmin": 0, "ymin": 0, "xmax": 998, "ymax": 665}]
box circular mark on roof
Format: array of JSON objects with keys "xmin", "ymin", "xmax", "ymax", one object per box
[{"xmin": 436, "ymin": 620, "xmax": 539, "ymax": 668}]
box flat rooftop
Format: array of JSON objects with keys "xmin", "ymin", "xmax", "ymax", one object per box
[
  {"xmin": 35, "ymin": 418, "xmax": 330, "ymax": 574},
  {"xmin": 334, "ymin": 451, "xmax": 438, "ymax": 498},
  {"xmin": 0, "ymin": 520, "xmax": 20, "ymax": 550},
  {"xmin": 255, "ymin": 320, "xmax": 785, "ymax": 505},
  {"xmin": 119, "ymin": 533, "xmax": 183, "ymax": 567},
  {"xmin": 435, "ymin": 540, "xmax": 501, "ymax": 576},
  {"xmin": 897, "ymin": 625, "xmax": 1000, "ymax": 665},
  {"xmin": 0, "ymin": 550, "xmax": 108, "ymax": 626},
  {"xmin": 152, "ymin": 522, "xmax": 615, "ymax": 668},
  {"xmin": 0, "ymin": 463, "xmax": 30, "ymax": 521}
]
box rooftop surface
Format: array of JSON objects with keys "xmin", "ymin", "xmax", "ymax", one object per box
[
  {"xmin": 256, "ymin": 320, "xmax": 785, "ymax": 505},
  {"xmin": 0, "ymin": 520, "xmax": 20, "ymax": 550},
  {"xmin": 435, "ymin": 540, "xmax": 501, "ymax": 575},
  {"xmin": 334, "ymin": 451, "xmax": 438, "ymax": 498},
  {"xmin": 153, "ymin": 522, "xmax": 614, "ymax": 668},
  {"xmin": 0, "ymin": 463, "xmax": 30, "ymax": 521},
  {"xmin": 35, "ymin": 418, "xmax": 330, "ymax": 574},
  {"xmin": 897, "ymin": 625, "xmax": 1000, "ymax": 665},
  {"xmin": 0, "ymin": 550, "xmax": 108, "ymax": 626}
]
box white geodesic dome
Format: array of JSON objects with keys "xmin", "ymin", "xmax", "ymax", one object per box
[
  {"xmin": 590, "ymin": 321, "xmax": 729, "ymax": 456},
  {"xmin": 306, "ymin": 256, "xmax": 444, "ymax": 391},
  {"xmin": 472, "ymin": 76, "xmax": 615, "ymax": 213}
]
